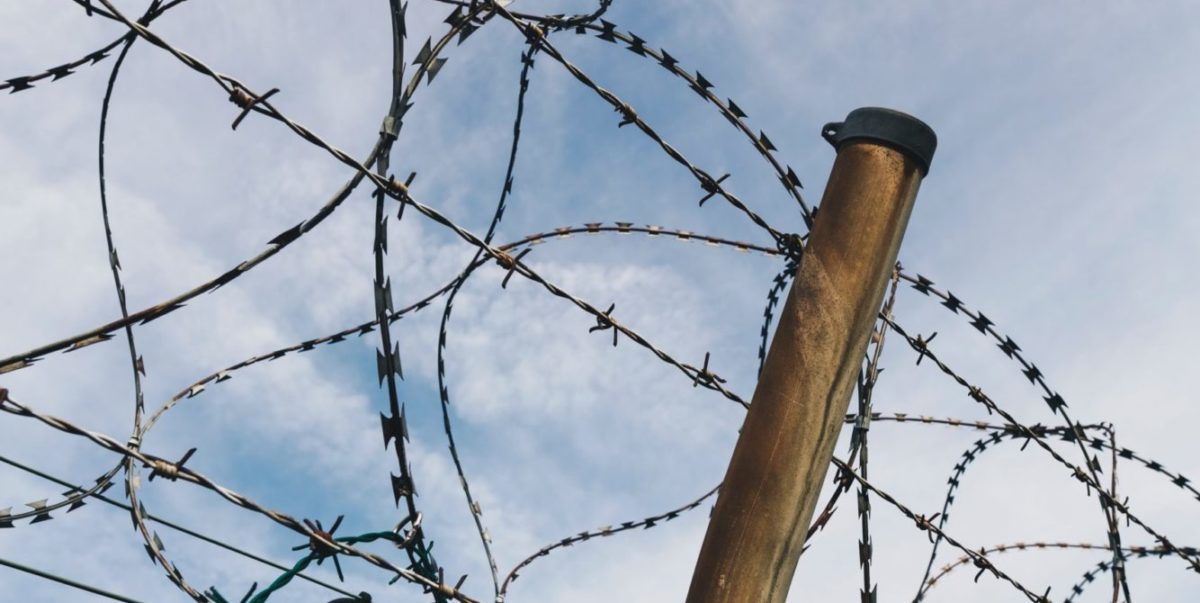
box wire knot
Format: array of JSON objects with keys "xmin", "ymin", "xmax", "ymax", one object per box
[
  {"xmin": 967, "ymin": 385, "xmax": 992, "ymax": 415},
  {"xmin": 616, "ymin": 102, "xmax": 637, "ymax": 127},
  {"xmin": 913, "ymin": 332, "xmax": 938, "ymax": 365},
  {"xmin": 385, "ymin": 172, "xmax": 418, "ymax": 222},
  {"xmin": 148, "ymin": 448, "xmax": 196, "ymax": 482},
  {"xmin": 778, "ymin": 233, "xmax": 804, "ymax": 262},
  {"xmin": 1072, "ymin": 466, "xmax": 1092, "ymax": 496},
  {"xmin": 296, "ymin": 516, "xmax": 347, "ymax": 581},
  {"xmin": 691, "ymin": 352, "xmax": 727, "ymax": 388},
  {"xmin": 697, "ymin": 172, "xmax": 731, "ymax": 206},
  {"xmin": 588, "ymin": 303, "xmax": 619, "ymax": 347},
  {"xmin": 228, "ymin": 86, "xmax": 280, "ymax": 130},
  {"xmin": 913, "ymin": 512, "xmax": 942, "ymax": 543},
  {"xmin": 494, "ymin": 247, "xmax": 531, "ymax": 288},
  {"xmin": 229, "ymin": 87, "xmax": 256, "ymax": 109},
  {"xmin": 521, "ymin": 23, "xmax": 546, "ymax": 45},
  {"xmin": 972, "ymin": 547, "xmax": 991, "ymax": 582}
]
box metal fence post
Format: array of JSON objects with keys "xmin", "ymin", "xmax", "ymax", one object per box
[{"xmin": 686, "ymin": 107, "xmax": 937, "ymax": 603}]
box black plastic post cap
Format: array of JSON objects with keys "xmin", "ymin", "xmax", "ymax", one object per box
[{"xmin": 822, "ymin": 107, "xmax": 937, "ymax": 175}]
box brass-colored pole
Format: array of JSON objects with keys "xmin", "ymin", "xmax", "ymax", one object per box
[{"xmin": 686, "ymin": 108, "xmax": 936, "ymax": 603}]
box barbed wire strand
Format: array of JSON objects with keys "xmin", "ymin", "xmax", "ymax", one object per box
[
  {"xmin": 498, "ymin": 484, "xmax": 721, "ymax": 600},
  {"xmin": 0, "ymin": 0, "xmax": 182, "ymax": 533},
  {"xmin": 755, "ymin": 260, "xmax": 797, "ymax": 377},
  {"xmin": 914, "ymin": 423, "xmax": 1111, "ymax": 601},
  {"xmin": 11, "ymin": 210, "xmax": 1193, "ymax": 595},
  {"xmin": 437, "ymin": 0, "xmax": 813, "ymax": 228},
  {"xmin": 431, "ymin": 39, "xmax": 544, "ymax": 599},
  {"xmin": 90, "ymin": 2, "xmax": 488, "ymax": 598},
  {"xmin": 838, "ymin": 412, "xmax": 1200, "ymax": 598},
  {"xmin": 899, "ymin": 270, "xmax": 1134, "ymax": 600},
  {"xmin": 488, "ymin": 3, "xmax": 796, "ymax": 248},
  {"xmin": 5, "ymin": 1, "xmax": 752, "ymax": 416},
  {"xmin": 850, "ymin": 264, "xmax": 902, "ymax": 602},
  {"xmin": 128, "ymin": 222, "xmax": 774, "ymax": 456},
  {"xmin": 922, "ymin": 541, "xmax": 1183, "ymax": 597},
  {"xmin": 882, "ymin": 315, "xmax": 1200, "ymax": 575},
  {"xmin": 96, "ymin": 10, "xmax": 166, "ymax": 593},
  {"xmin": 368, "ymin": 1, "xmax": 449, "ymax": 596},
  {"xmin": 830, "ymin": 457, "xmax": 1051, "ymax": 602},
  {"xmin": 0, "ymin": 391, "xmax": 482, "ymax": 603},
  {"xmin": 1064, "ymin": 546, "xmax": 1180, "ymax": 603},
  {"xmin": 0, "ymin": 0, "xmax": 484, "ymax": 376},
  {"xmin": 840, "ymin": 412, "xmax": 1200, "ymax": 531},
  {"xmin": 0, "ymin": 0, "xmax": 189, "ymax": 94},
  {"xmin": 0, "ymin": 453, "xmax": 362, "ymax": 600}
]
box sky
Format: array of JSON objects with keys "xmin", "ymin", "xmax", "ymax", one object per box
[{"xmin": 1, "ymin": 0, "xmax": 1199, "ymax": 601}]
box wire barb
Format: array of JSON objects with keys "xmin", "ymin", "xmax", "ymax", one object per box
[{"xmin": 228, "ymin": 86, "xmax": 280, "ymax": 130}]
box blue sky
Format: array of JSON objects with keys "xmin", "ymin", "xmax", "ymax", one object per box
[{"xmin": 2, "ymin": 0, "xmax": 1199, "ymax": 601}]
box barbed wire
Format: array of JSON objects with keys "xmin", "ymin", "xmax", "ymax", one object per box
[
  {"xmin": 0, "ymin": 0, "xmax": 190, "ymax": 95},
  {"xmin": 431, "ymin": 35, "xmax": 544, "ymax": 599},
  {"xmin": 1064, "ymin": 546, "xmax": 1180, "ymax": 603},
  {"xmin": 368, "ymin": 2, "xmax": 447, "ymax": 596},
  {"xmin": 498, "ymin": 484, "xmax": 720, "ymax": 600},
  {"xmin": 0, "ymin": 453, "xmax": 361, "ymax": 600},
  {"xmin": 851, "ymin": 265, "xmax": 902, "ymax": 602},
  {"xmin": 922, "ymin": 542, "xmax": 1181, "ymax": 596},
  {"xmin": 881, "ymin": 316, "xmax": 1200, "ymax": 581},
  {"xmin": 1, "ymin": 1, "xmax": 1195, "ymax": 601},
  {"xmin": 829, "ymin": 457, "xmax": 1051, "ymax": 602},
  {"xmin": 0, "ymin": 391, "xmax": 481, "ymax": 602},
  {"xmin": 897, "ymin": 270, "xmax": 1135, "ymax": 598}
]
